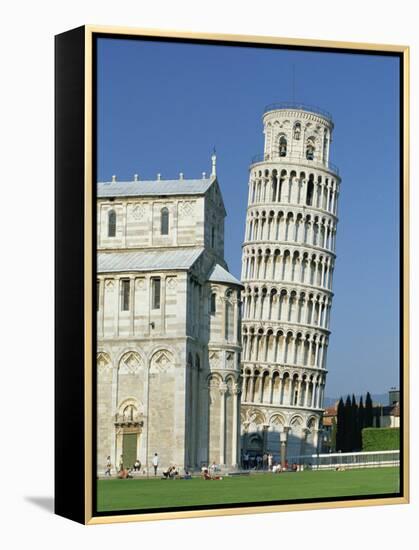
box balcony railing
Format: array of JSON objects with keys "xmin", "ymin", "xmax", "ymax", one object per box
[
  {"xmin": 114, "ymin": 413, "xmax": 144, "ymax": 426},
  {"xmin": 264, "ymin": 102, "xmax": 333, "ymax": 122},
  {"xmin": 251, "ymin": 152, "xmax": 339, "ymax": 175}
]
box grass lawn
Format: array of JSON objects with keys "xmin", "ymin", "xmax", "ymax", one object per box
[{"xmin": 96, "ymin": 467, "xmax": 400, "ymax": 512}]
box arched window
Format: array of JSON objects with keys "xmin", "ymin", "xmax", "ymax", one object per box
[
  {"xmin": 161, "ymin": 207, "xmax": 169, "ymax": 235},
  {"xmin": 123, "ymin": 404, "xmax": 135, "ymax": 421},
  {"xmin": 293, "ymin": 122, "xmax": 301, "ymax": 140},
  {"xmin": 306, "ymin": 178, "xmax": 314, "ymax": 206},
  {"xmin": 108, "ymin": 209, "xmax": 116, "ymax": 237},
  {"xmin": 225, "ymin": 290, "xmax": 233, "ymax": 341},
  {"xmin": 279, "ymin": 136, "xmax": 287, "ymax": 157},
  {"xmin": 323, "ymin": 132, "xmax": 328, "ymax": 160},
  {"xmin": 152, "ymin": 278, "xmax": 161, "ymax": 309},
  {"xmin": 121, "ymin": 278, "xmax": 130, "ymax": 311},
  {"xmin": 211, "ymin": 226, "xmax": 216, "ymax": 248},
  {"xmin": 210, "ymin": 293, "xmax": 216, "ymax": 315},
  {"xmin": 306, "ymin": 138, "xmax": 315, "ymax": 160}
]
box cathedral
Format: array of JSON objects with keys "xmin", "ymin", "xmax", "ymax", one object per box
[{"xmin": 96, "ymin": 155, "xmax": 242, "ymax": 475}]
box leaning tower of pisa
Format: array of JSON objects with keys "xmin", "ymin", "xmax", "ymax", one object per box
[{"xmin": 240, "ymin": 103, "xmax": 340, "ymax": 463}]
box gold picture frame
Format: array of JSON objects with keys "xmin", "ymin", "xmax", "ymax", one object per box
[{"xmin": 55, "ymin": 25, "xmax": 409, "ymax": 525}]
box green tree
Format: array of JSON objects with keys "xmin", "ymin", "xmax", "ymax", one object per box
[
  {"xmin": 365, "ymin": 392, "xmax": 374, "ymax": 428},
  {"xmin": 357, "ymin": 396, "xmax": 365, "ymax": 449},
  {"xmin": 336, "ymin": 397, "xmax": 345, "ymax": 452},
  {"xmin": 344, "ymin": 395, "xmax": 352, "ymax": 452},
  {"xmin": 330, "ymin": 416, "xmax": 337, "ymax": 452},
  {"xmin": 351, "ymin": 394, "xmax": 359, "ymax": 451}
]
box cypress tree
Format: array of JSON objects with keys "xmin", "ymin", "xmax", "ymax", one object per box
[
  {"xmin": 358, "ymin": 396, "xmax": 365, "ymax": 450},
  {"xmin": 344, "ymin": 395, "xmax": 352, "ymax": 452},
  {"xmin": 365, "ymin": 392, "xmax": 374, "ymax": 428},
  {"xmin": 336, "ymin": 397, "xmax": 345, "ymax": 452},
  {"xmin": 351, "ymin": 394, "xmax": 358, "ymax": 451},
  {"xmin": 331, "ymin": 416, "xmax": 337, "ymax": 452}
]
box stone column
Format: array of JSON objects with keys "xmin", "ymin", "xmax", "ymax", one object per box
[
  {"xmin": 318, "ymin": 343, "xmax": 324, "ymax": 369},
  {"xmin": 129, "ymin": 275, "xmax": 135, "ymax": 336},
  {"xmin": 316, "ymin": 383, "xmax": 322, "ymax": 408},
  {"xmin": 233, "ymin": 297, "xmax": 238, "ymax": 342},
  {"xmin": 242, "ymin": 422, "xmax": 249, "ymax": 454},
  {"xmin": 311, "ymin": 383, "xmax": 317, "ymax": 408},
  {"xmin": 326, "ymin": 185, "xmax": 331, "ymax": 212},
  {"xmin": 262, "ymin": 424, "xmax": 270, "ymax": 455},
  {"xmin": 98, "ymin": 276, "xmax": 105, "ymax": 337},
  {"xmin": 278, "ymin": 376, "xmax": 284, "ymax": 405},
  {"xmin": 280, "ymin": 429, "xmax": 289, "ymax": 468},
  {"xmin": 231, "ymin": 385, "xmax": 240, "ymax": 468},
  {"xmin": 257, "ymin": 372, "xmax": 263, "ymax": 403},
  {"xmin": 122, "ymin": 203, "xmax": 127, "ymax": 248},
  {"xmin": 114, "ymin": 277, "xmax": 119, "ymax": 337},
  {"xmin": 300, "ymin": 428, "xmax": 310, "ymax": 458},
  {"xmin": 115, "ymin": 427, "xmax": 124, "ymax": 473},
  {"xmin": 313, "ymin": 427, "xmax": 321, "ymax": 457},
  {"xmin": 248, "ymin": 374, "xmax": 255, "ymax": 403},
  {"xmin": 304, "ymin": 382, "xmax": 310, "ymax": 407},
  {"xmin": 313, "ymin": 180, "xmax": 318, "ymax": 208},
  {"xmin": 219, "ymin": 384, "xmax": 227, "ymax": 465},
  {"xmin": 297, "ymin": 378, "xmax": 302, "ymax": 406},
  {"xmin": 269, "ymin": 376, "xmax": 274, "ymax": 404},
  {"xmin": 314, "ymin": 340, "xmax": 319, "ymax": 367}
]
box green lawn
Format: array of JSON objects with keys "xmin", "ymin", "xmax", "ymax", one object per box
[{"xmin": 97, "ymin": 467, "xmax": 400, "ymax": 512}]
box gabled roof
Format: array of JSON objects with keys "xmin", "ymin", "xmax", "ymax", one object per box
[
  {"xmin": 207, "ymin": 263, "xmax": 243, "ymax": 287},
  {"xmin": 97, "ymin": 178, "xmax": 214, "ymax": 198},
  {"xmin": 98, "ymin": 247, "xmax": 204, "ymax": 273}
]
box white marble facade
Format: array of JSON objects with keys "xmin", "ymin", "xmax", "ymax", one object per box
[
  {"xmin": 96, "ymin": 159, "xmax": 243, "ymax": 475},
  {"xmin": 240, "ymin": 105, "xmax": 340, "ymax": 462}
]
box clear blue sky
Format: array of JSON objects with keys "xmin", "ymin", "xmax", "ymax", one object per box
[{"xmin": 96, "ymin": 37, "xmax": 400, "ymax": 398}]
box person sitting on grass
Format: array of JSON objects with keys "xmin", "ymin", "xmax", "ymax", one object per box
[
  {"xmin": 181, "ymin": 469, "xmax": 192, "ymax": 480},
  {"xmin": 209, "ymin": 461, "xmax": 218, "ymax": 477},
  {"xmin": 162, "ymin": 466, "xmax": 173, "ymax": 479},
  {"xmin": 133, "ymin": 459, "xmax": 141, "ymax": 472},
  {"xmin": 163, "ymin": 465, "xmax": 179, "ymax": 479},
  {"xmin": 170, "ymin": 465, "xmax": 179, "ymax": 479},
  {"xmin": 202, "ymin": 467, "xmax": 223, "ymax": 480},
  {"xmin": 117, "ymin": 468, "xmax": 133, "ymax": 479}
]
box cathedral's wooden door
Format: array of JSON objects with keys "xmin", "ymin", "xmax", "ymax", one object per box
[{"xmin": 122, "ymin": 433, "xmax": 137, "ymax": 470}]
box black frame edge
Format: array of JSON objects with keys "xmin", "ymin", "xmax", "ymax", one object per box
[{"xmin": 55, "ymin": 25, "xmax": 86, "ymax": 525}]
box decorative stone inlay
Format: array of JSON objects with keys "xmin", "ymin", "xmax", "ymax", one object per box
[
  {"xmin": 150, "ymin": 350, "xmax": 173, "ymax": 373},
  {"xmin": 130, "ymin": 203, "xmax": 145, "ymax": 221},
  {"xmin": 167, "ymin": 277, "xmax": 177, "ymax": 290},
  {"xmin": 119, "ymin": 351, "xmax": 142, "ymax": 374},
  {"xmin": 179, "ymin": 200, "xmax": 194, "ymax": 217}
]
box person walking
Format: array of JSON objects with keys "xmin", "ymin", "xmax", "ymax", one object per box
[
  {"xmin": 268, "ymin": 453, "xmax": 273, "ymax": 471},
  {"xmin": 119, "ymin": 454, "xmax": 124, "ymax": 472},
  {"xmin": 152, "ymin": 453, "xmax": 159, "ymax": 476},
  {"xmin": 262, "ymin": 452, "xmax": 268, "ymax": 470},
  {"xmin": 105, "ymin": 456, "xmax": 112, "ymax": 477}
]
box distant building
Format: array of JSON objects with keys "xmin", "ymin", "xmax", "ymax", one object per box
[
  {"xmin": 321, "ymin": 403, "xmax": 338, "ymax": 452},
  {"xmin": 372, "ymin": 389, "xmax": 400, "ymax": 428}
]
